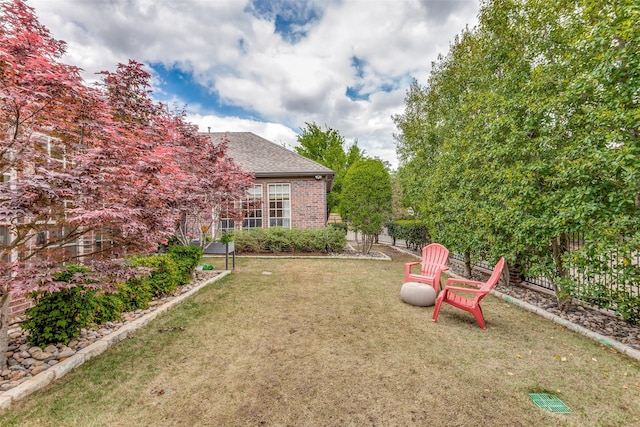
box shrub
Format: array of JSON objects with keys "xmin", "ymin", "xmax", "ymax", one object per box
[
  {"xmin": 93, "ymin": 291, "xmax": 124, "ymax": 324},
  {"xmin": 168, "ymin": 244, "xmax": 203, "ymax": 285},
  {"xmin": 22, "ymin": 248, "xmax": 200, "ymax": 347},
  {"xmin": 219, "ymin": 232, "xmax": 234, "ymax": 243},
  {"xmin": 233, "ymin": 228, "xmax": 268, "ymax": 253},
  {"xmin": 24, "ymin": 287, "xmax": 95, "ymax": 347},
  {"xmin": 288, "ymin": 228, "xmax": 313, "ymax": 252},
  {"xmin": 265, "ymin": 227, "xmax": 293, "ymax": 253},
  {"xmin": 340, "ymin": 159, "xmax": 392, "ymax": 253},
  {"xmin": 328, "ymin": 222, "xmax": 348, "ymax": 234},
  {"xmin": 127, "ymin": 254, "xmax": 182, "ymax": 297},
  {"xmin": 387, "ymin": 219, "xmax": 431, "ymax": 250},
  {"xmin": 303, "ymin": 227, "xmax": 347, "ymax": 252},
  {"xmin": 233, "ymin": 227, "xmax": 346, "ymax": 254},
  {"xmin": 23, "ymin": 265, "xmax": 97, "ymax": 347},
  {"xmin": 116, "ymin": 278, "xmax": 152, "ymax": 312}
]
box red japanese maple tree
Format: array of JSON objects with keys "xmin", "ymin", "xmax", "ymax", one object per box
[{"xmin": 0, "ymin": 0, "xmax": 251, "ymax": 367}]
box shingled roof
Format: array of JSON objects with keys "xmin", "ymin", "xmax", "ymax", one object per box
[{"xmin": 205, "ymin": 132, "xmax": 335, "ymax": 180}]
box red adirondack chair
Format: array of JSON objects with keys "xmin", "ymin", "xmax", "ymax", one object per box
[
  {"xmin": 431, "ymin": 257, "xmax": 506, "ymax": 329},
  {"xmin": 404, "ymin": 243, "xmax": 450, "ymax": 292}
]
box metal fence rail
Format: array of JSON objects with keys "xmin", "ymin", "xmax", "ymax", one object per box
[{"xmin": 451, "ymin": 231, "xmax": 640, "ymax": 316}]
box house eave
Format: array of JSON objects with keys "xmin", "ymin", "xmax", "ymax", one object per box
[{"xmin": 254, "ymin": 171, "xmax": 335, "ymax": 192}]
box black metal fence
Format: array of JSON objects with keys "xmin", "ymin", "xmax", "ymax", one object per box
[{"xmin": 451, "ymin": 231, "xmax": 640, "ymax": 319}]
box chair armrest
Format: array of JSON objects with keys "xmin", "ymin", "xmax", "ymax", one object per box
[
  {"xmin": 442, "ymin": 285, "xmax": 484, "ymax": 295},
  {"xmin": 405, "ymin": 262, "xmax": 420, "ymax": 275},
  {"xmin": 444, "ymin": 277, "xmax": 482, "ymax": 288}
]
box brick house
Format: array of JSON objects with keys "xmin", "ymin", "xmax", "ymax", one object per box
[
  {"xmin": 206, "ymin": 132, "xmax": 335, "ymax": 231},
  {"xmin": 3, "ymin": 132, "xmax": 334, "ymax": 317}
]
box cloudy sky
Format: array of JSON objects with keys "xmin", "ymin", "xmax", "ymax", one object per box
[{"xmin": 29, "ymin": 0, "xmax": 480, "ymax": 169}]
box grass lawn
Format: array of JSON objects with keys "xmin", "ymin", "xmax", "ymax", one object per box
[{"xmin": 0, "ymin": 247, "xmax": 638, "ymax": 426}]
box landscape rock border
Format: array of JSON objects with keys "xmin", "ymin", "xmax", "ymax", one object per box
[
  {"xmin": 492, "ymin": 290, "xmax": 640, "ymax": 362},
  {"xmin": 0, "ymin": 271, "xmax": 231, "ymax": 410}
]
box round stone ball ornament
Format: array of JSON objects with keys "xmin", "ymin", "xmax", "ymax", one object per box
[{"xmin": 400, "ymin": 282, "xmax": 437, "ymax": 307}]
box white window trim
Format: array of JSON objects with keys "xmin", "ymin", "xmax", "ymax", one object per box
[{"xmin": 268, "ymin": 183, "xmax": 291, "ymax": 229}]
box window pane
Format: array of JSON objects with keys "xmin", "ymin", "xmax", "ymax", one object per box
[
  {"xmin": 0, "ymin": 226, "xmax": 8, "ymax": 245},
  {"xmin": 268, "ymin": 184, "xmax": 290, "ymax": 229},
  {"xmin": 242, "ymin": 184, "xmax": 263, "ymax": 229}
]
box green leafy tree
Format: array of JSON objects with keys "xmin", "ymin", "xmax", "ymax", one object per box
[
  {"xmin": 389, "ymin": 172, "xmax": 410, "ymax": 220},
  {"xmin": 295, "ymin": 122, "xmax": 365, "ymax": 212},
  {"xmin": 393, "ymin": 0, "xmax": 640, "ymax": 313},
  {"xmin": 340, "ymin": 159, "xmax": 392, "ymax": 254}
]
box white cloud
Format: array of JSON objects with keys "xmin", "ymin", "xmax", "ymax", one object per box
[
  {"xmin": 188, "ymin": 114, "xmax": 299, "ymax": 149},
  {"xmin": 29, "ymin": 0, "xmax": 480, "ymax": 169}
]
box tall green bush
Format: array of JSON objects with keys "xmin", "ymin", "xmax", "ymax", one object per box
[
  {"xmin": 168, "ymin": 244, "xmax": 203, "ymax": 285},
  {"xmin": 340, "ymin": 159, "xmax": 392, "ymax": 254},
  {"xmin": 393, "ymin": 0, "xmax": 640, "ymax": 308}
]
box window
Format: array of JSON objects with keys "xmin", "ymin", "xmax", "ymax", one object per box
[
  {"xmin": 36, "ymin": 231, "xmax": 47, "ymax": 246},
  {"xmin": 268, "ymin": 184, "xmax": 290, "ymax": 228},
  {"xmin": 39, "ymin": 136, "xmax": 67, "ymax": 167},
  {"xmin": 95, "ymin": 231, "xmax": 106, "ymax": 252},
  {"xmin": 219, "ymin": 218, "xmax": 235, "ymax": 233},
  {"xmin": 0, "ymin": 226, "xmax": 9, "ymax": 246},
  {"xmin": 90, "ymin": 228, "xmax": 113, "ymax": 255},
  {"xmin": 0, "ymin": 226, "xmax": 9, "ymax": 264},
  {"xmin": 216, "ymin": 200, "xmax": 239, "ymax": 234},
  {"xmin": 243, "ymin": 185, "xmax": 263, "ymax": 229},
  {"xmin": 64, "ymin": 244, "xmax": 79, "ymax": 260}
]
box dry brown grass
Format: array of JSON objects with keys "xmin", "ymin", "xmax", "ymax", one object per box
[{"xmin": 0, "ymin": 247, "xmax": 639, "ymax": 426}]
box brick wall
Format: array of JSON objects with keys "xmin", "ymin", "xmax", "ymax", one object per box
[
  {"xmin": 291, "ymin": 178, "xmax": 327, "ymax": 228},
  {"xmin": 9, "ymin": 294, "xmax": 32, "ymax": 320},
  {"xmin": 254, "ymin": 177, "xmax": 328, "ymax": 229}
]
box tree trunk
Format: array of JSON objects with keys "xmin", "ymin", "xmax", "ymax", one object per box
[
  {"xmin": 361, "ymin": 234, "xmax": 375, "ymax": 254},
  {"xmin": 508, "ymin": 253, "xmax": 525, "ymax": 285},
  {"xmin": 463, "ymin": 251, "xmax": 472, "ymax": 278},
  {"xmin": 551, "ymin": 233, "xmax": 571, "ymax": 310},
  {"xmin": 0, "ymin": 291, "xmax": 9, "ymax": 368}
]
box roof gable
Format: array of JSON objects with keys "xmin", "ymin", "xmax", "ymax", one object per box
[{"xmin": 205, "ymin": 132, "xmax": 335, "ymax": 178}]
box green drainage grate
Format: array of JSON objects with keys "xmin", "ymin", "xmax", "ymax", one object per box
[{"xmin": 529, "ymin": 394, "xmax": 571, "ymax": 414}]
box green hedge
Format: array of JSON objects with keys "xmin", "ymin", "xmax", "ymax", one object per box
[
  {"xmin": 23, "ymin": 245, "xmax": 202, "ymax": 347},
  {"xmin": 127, "ymin": 254, "xmax": 181, "ymax": 297},
  {"xmin": 168, "ymin": 244, "xmax": 203, "ymax": 285},
  {"xmin": 23, "ymin": 265, "xmax": 122, "ymax": 348},
  {"xmin": 386, "ymin": 220, "xmax": 431, "ymax": 250},
  {"xmin": 232, "ymin": 227, "xmax": 346, "ymax": 254}
]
